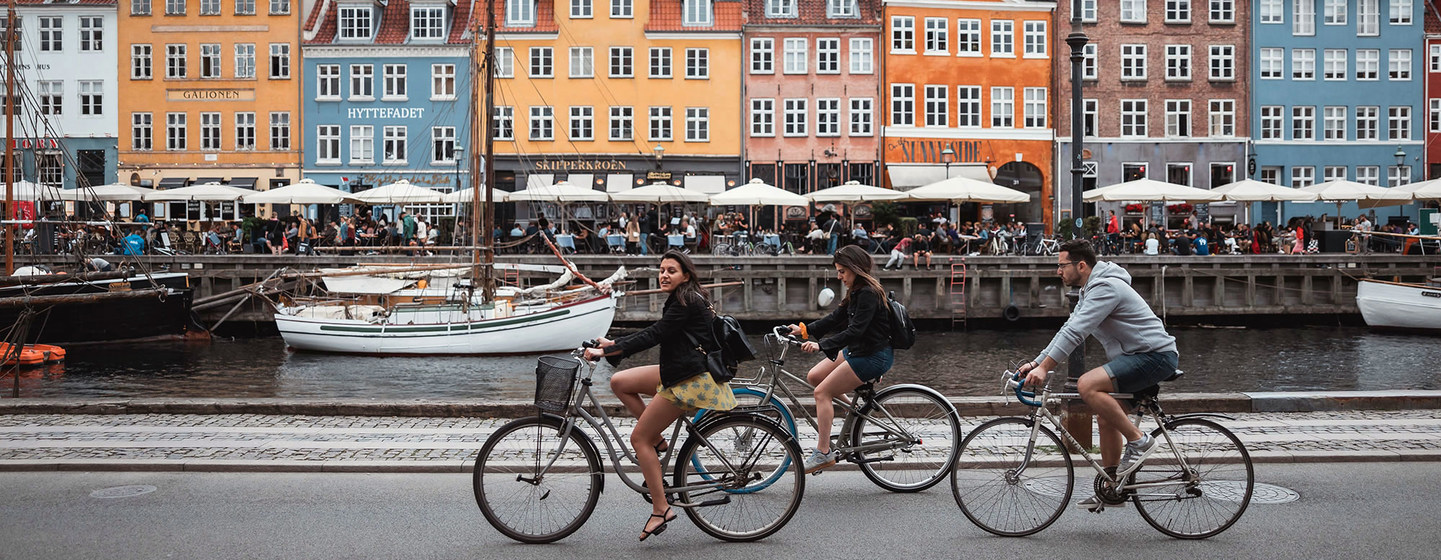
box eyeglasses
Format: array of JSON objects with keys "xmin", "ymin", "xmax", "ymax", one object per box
[{"xmin": 1056, "ymin": 261, "xmax": 1080, "ymax": 270}]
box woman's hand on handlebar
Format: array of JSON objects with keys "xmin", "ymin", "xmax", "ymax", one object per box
[
  {"xmin": 800, "ymin": 341, "xmax": 820, "ymax": 353},
  {"xmin": 581, "ymin": 338, "xmax": 613, "ymax": 362},
  {"xmin": 1017, "ymin": 361, "xmax": 1046, "ymax": 389},
  {"xmin": 785, "ymin": 324, "xmax": 802, "ymax": 337}
]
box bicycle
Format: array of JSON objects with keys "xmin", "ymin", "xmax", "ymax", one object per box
[
  {"xmin": 697, "ymin": 327, "xmax": 962, "ymax": 493},
  {"xmin": 1032, "ymin": 235, "xmax": 1060, "ymax": 256},
  {"xmin": 474, "ymin": 343, "xmax": 806, "ymax": 543},
  {"xmin": 950, "ymin": 369, "xmax": 1253, "ymax": 539}
]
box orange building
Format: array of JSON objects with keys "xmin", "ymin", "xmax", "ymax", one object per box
[
  {"xmin": 117, "ymin": 0, "xmax": 303, "ymax": 220},
  {"xmin": 882, "ymin": 0, "xmax": 1054, "ymax": 228}
]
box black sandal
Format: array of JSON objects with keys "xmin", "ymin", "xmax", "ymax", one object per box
[
  {"xmin": 653, "ymin": 438, "xmax": 669, "ymax": 454},
  {"xmin": 639, "ymin": 507, "xmax": 674, "ymax": 541}
]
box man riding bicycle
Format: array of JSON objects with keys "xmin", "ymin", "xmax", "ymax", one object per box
[{"xmin": 1016, "ymin": 239, "xmax": 1179, "ymax": 511}]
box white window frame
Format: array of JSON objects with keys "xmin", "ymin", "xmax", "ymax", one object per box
[
  {"xmin": 1209, "ymin": 45, "xmax": 1234, "ymax": 81},
  {"xmin": 132, "ymin": 44, "xmax": 153, "ymax": 80},
  {"xmin": 1356, "ymin": 166, "xmax": 1379, "ymax": 185},
  {"xmin": 1324, "ymin": 0, "xmax": 1346, "ymax": 25},
  {"xmin": 1356, "ymin": 49, "xmax": 1380, "ymax": 80},
  {"xmin": 990, "ymin": 20, "xmax": 1014, "ymax": 57},
  {"xmin": 750, "ymin": 38, "xmax": 773, "ymax": 74},
  {"xmin": 1023, "ymin": 87, "xmax": 1046, "ymax": 128},
  {"xmin": 1358, "ymin": 0, "xmax": 1379, "ymax": 36},
  {"xmin": 611, "ymin": 0, "xmax": 633, "ymax": 18},
  {"xmin": 956, "ymin": 19, "xmax": 981, "ymax": 57},
  {"xmin": 891, "ymin": 16, "xmax": 914, "ymax": 53},
  {"xmin": 432, "ymin": 126, "xmax": 458, "ymax": 163},
  {"xmin": 570, "ymin": 106, "xmax": 594, "ymax": 141},
  {"xmin": 783, "ymin": 38, "xmax": 808, "ymax": 74},
  {"xmin": 1121, "ymin": 0, "xmax": 1147, "ymax": 23},
  {"xmin": 432, "ymin": 64, "xmax": 456, "ymax": 100},
  {"xmin": 132, "ymin": 112, "xmax": 153, "ymax": 151},
  {"xmin": 1294, "ymin": 0, "xmax": 1316, "ymax": 35},
  {"xmin": 1389, "ymin": 106, "xmax": 1411, "ymax": 140},
  {"xmin": 530, "ymin": 47, "xmax": 553, "ymax": 78},
  {"xmin": 316, "ymin": 125, "xmax": 340, "ymax": 163},
  {"xmin": 1165, "ymin": 44, "xmax": 1191, "ymax": 82},
  {"xmin": 349, "ymin": 64, "xmax": 374, "ymax": 100},
  {"xmin": 1391, "ymin": 0, "xmax": 1413, "ymax": 25},
  {"xmin": 649, "ymin": 106, "xmax": 672, "ymax": 141},
  {"xmin": 849, "ymin": 38, "xmax": 873, "ymax": 74},
  {"xmin": 234, "ymin": 44, "xmax": 256, "ymax": 79},
  {"xmin": 990, "ymin": 87, "xmax": 1014, "ymax": 128},
  {"xmin": 610, "ymin": 46, "xmax": 634, "ymax": 78},
  {"xmin": 200, "ymin": 112, "xmax": 222, "ymax": 152},
  {"xmin": 1390, "ymin": 49, "xmax": 1412, "ymax": 81},
  {"xmin": 891, "ymin": 84, "xmax": 914, "ymax": 126},
  {"xmin": 570, "ymin": 47, "xmax": 594, "ymax": 78},
  {"xmin": 269, "ymin": 112, "xmax": 290, "ymax": 151},
  {"xmin": 167, "ymin": 112, "xmax": 187, "ymax": 151},
  {"xmin": 1023, "ymin": 21, "xmax": 1046, "ymax": 58},
  {"xmin": 650, "ymin": 47, "xmax": 672, "ymax": 78},
  {"xmin": 1292, "ymin": 48, "xmax": 1316, "ymax": 80},
  {"xmin": 1323, "ymin": 106, "xmax": 1347, "ymax": 140},
  {"xmin": 1121, "ymin": 44, "xmax": 1147, "ymax": 81},
  {"xmin": 1121, "ymin": 99, "xmax": 1148, "ymax": 137},
  {"xmin": 817, "ymin": 38, "xmax": 840, "ymax": 74},
  {"xmin": 411, "ymin": 6, "xmax": 446, "ymax": 40},
  {"xmin": 317, "ymin": 64, "xmax": 340, "ymax": 100},
  {"xmin": 1165, "ymin": 0, "xmax": 1191, "ymax": 23},
  {"xmin": 1260, "ymin": 47, "xmax": 1283, "ymax": 79},
  {"xmin": 349, "ymin": 125, "xmax": 374, "ymax": 163},
  {"xmin": 339, "ymin": 7, "xmax": 374, "ymax": 40},
  {"xmin": 1356, "ymin": 106, "xmax": 1379, "ymax": 140},
  {"xmin": 609, "ymin": 106, "xmax": 633, "ymax": 141},
  {"xmin": 1291, "ymin": 166, "xmax": 1315, "ymax": 188},
  {"xmin": 817, "ymin": 98, "xmax": 841, "ymax": 137},
  {"xmin": 849, "ymin": 98, "xmax": 873, "ymax": 136},
  {"xmin": 508, "ymin": 0, "xmax": 536, "ymax": 26},
  {"xmin": 495, "ymin": 48, "xmax": 514, "ymax": 78},
  {"xmin": 1323, "ymin": 49, "xmax": 1347, "ymax": 80},
  {"xmin": 686, "ymin": 48, "xmax": 708, "ymax": 79},
  {"xmin": 957, "ymin": 86, "xmax": 981, "ymax": 128},
  {"xmin": 924, "ymin": 17, "xmax": 948, "ymax": 55},
  {"xmin": 783, "ymin": 98, "xmax": 808, "ymax": 137},
  {"xmin": 685, "ymin": 107, "xmax": 709, "ymax": 142},
  {"xmin": 1260, "ymin": 105, "xmax": 1283, "ymax": 139},
  {"xmin": 1209, "ymin": 0, "xmax": 1235, "ymax": 23},
  {"xmin": 1165, "ymin": 99, "xmax": 1192, "ymax": 138},
  {"xmin": 1292, "ymin": 106, "xmax": 1315, "ymax": 140},
  {"xmin": 383, "ymin": 64, "xmax": 407, "ymax": 101},
  {"xmin": 924, "ymin": 85, "xmax": 948, "ymax": 128},
  {"xmin": 492, "ymin": 109, "xmax": 514, "ymax": 141},
  {"xmin": 1209, "ymin": 99, "xmax": 1235, "ymax": 137},
  {"xmin": 530, "ymin": 106, "xmax": 554, "ymax": 141},
  {"xmin": 269, "ymin": 43, "xmax": 291, "ymax": 79},
  {"xmin": 235, "ymin": 112, "xmax": 256, "ymax": 151},
  {"xmin": 751, "ymin": 98, "xmax": 774, "ymax": 137}
]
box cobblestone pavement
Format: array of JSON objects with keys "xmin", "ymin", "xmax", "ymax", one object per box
[{"xmin": 0, "ymin": 410, "xmax": 1437, "ymax": 471}]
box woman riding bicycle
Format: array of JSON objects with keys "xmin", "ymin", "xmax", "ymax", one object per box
[
  {"xmin": 584, "ymin": 250, "xmax": 736, "ymax": 541},
  {"xmin": 786, "ymin": 244, "xmax": 893, "ymax": 473}
]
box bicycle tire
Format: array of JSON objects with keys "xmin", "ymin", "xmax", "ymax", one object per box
[
  {"xmin": 1132, "ymin": 418, "xmax": 1253, "ymax": 539},
  {"xmin": 711, "ymin": 243, "xmax": 731, "ymax": 256},
  {"xmin": 951, "ymin": 417, "xmax": 1073, "ymax": 537},
  {"xmin": 673, "ymin": 413, "xmax": 806, "ymax": 542},
  {"xmin": 691, "ymin": 387, "xmax": 797, "ymax": 490},
  {"xmin": 846, "ymin": 386, "xmax": 961, "ymax": 492},
  {"xmin": 473, "ymin": 416, "xmax": 603, "ymax": 544}
]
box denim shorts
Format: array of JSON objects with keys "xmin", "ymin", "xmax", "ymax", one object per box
[
  {"xmin": 1102, "ymin": 351, "xmax": 1180, "ymax": 393},
  {"xmin": 842, "ymin": 347, "xmax": 894, "ymax": 383}
]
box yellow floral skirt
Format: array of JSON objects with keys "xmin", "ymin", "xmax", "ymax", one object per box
[{"xmin": 656, "ymin": 372, "xmax": 737, "ymax": 414}]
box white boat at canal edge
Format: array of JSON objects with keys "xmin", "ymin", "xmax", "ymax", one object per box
[{"xmin": 1356, "ymin": 279, "xmax": 1441, "ymax": 333}]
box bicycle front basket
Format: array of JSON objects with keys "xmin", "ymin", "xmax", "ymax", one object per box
[{"xmin": 534, "ymin": 355, "xmax": 582, "ymax": 414}]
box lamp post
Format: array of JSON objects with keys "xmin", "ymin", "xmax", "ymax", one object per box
[
  {"xmin": 1395, "ymin": 145, "xmax": 1407, "ymax": 183},
  {"xmin": 941, "ymin": 147, "xmax": 954, "ymax": 179},
  {"xmin": 654, "ymin": 145, "xmax": 665, "ymax": 169},
  {"xmin": 454, "ymin": 145, "xmax": 464, "ymax": 243},
  {"xmin": 1063, "ymin": 0, "xmax": 1092, "ymax": 452}
]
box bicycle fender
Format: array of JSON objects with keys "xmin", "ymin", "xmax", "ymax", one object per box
[
  {"xmin": 873, "ymin": 384, "xmax": 961, "ymax": 418},
  {"xmin": 1163, "ymin": 412, "xmax": 1238, "ymax": 425},
  {"xmin": 536, "ymin": 413, "xmax": 606, "ymax": 495}
]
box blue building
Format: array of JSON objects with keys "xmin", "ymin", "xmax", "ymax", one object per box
[
  {"xmin": 300, "ymin": 0, "xmax": 474, "ymax": 226},
  {"xmin": 1251, "ymin": 0, "xmax": 1424, "ymax": 226}
]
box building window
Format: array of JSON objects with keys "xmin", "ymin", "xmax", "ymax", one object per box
[
  {"xmin": 1323, "ymin": 165, "xmax": 1347, "ymax": 182},
  {"xmin": 1356, "ymin": 106, "xmax": 1379, "ymax": 140},
  {"xmin": 1209, "ymin": 45, "xmax": 1234, "ymax": 81},
  {"xmin": 1432, "ymin": 99, "xmax": 1441, "ymax": 133},
  {"xmin": 685, "ymin": 48, "xmax": 708, "ymax": 78},
  {"xmin": 412, "ymin": 7, "xmax": 445, "ymax": 39},
  {"xmin": 1259, "ymin": 166, "xmax": 1281, "ymax": 185},
  {"xmin": 924, "ymin": 85, "xmax": 948, "ymax": 127},
  {"xmin": 530, "ymin": 47, "xmax": 553, "ymax": 78},
  {"xmin": 37, "ymin": 17, "xmax": 60, "ymax": 53},
  {"xmin": 1121, "ymin": 0, "xmax": 1147, "ymax": 23},
  {"xmin": 1292, "ymin": 48, "xmax": 1315, "ymax": 80},
  {"xmin": 132, "ymin": 45, "xmax": 153, "ymax": 80},
  {"xmin": 1082, "ymin": 99, "xmax": 1097, "ymax": 137},
  {"xmin": 570, "ymin": 105, "xmax": 593, "ymax": 139},
  {"xmin": 317, "ymin": 64, "xmax": 340, "ymax": 99},
  {"xmin": 817, "ymin": 38, "xmax": 839, "ymax": 74},
  {"xmin": 1389, "ymin": 49, "xmax": 1412, "ymax": 80},
  {"xmin": 750, "ymin": 39, "xmax": 773, "ymax": 74},
  {"xmin": 1165, "ymin": 0, "xmax": 1190, "ymax": 22},
  {"xmin": 271, "ymin": 0, "xmax": 290, "ymax": 15},
  {"xmin": 494, "ymin": 48, "xmax": 513, "ymax": 78},
  {"xmin": 1324, "ymin": 0, "xmax": 1346, "ymax": 24},
  {"xmin": 1209, "ymin": 99, "xmax": 1234, "ymax": 137},
  {"xmin": 570, "ymin": 47, "xmax": 594, "ymax": 78},
  {"xmin": 493, "ymin": 108, "xmax": 514, "ymax": 141},
  {"xmin": 200, "ymin": 43, "xmax": 223, "ymax": 79},
  {"xmin": 650, "ymin": 47, "xmax": 672, "ymax": 78},
  {"xmin": 1358, "ymin": 0, "xmax": 1379, "ymax": 35},
  {"xmin": 39, "ymin": 81, "xmax": 62, "ymax": 115},
  {"xmin": 339, "ymin": 7, "xmax": 373, "ymax": 39},
  {"xmin": 751, "ymin": 99, "xmax": 774, "ymax": 136},
  {"xmin": 682, "ymin": 0, "xmax": 712, "ymax": 26},
  {"xmin": 1291, "ymin": 166, "xmax": 1315, "ymax": 188},
  {"xmin": 36, "ymin": 154, "xmax": 62, "ymax": 187},
  {"xmin": 783, "ymin": 99, "xmax": 807, "ymax": 137},
  {"xmin": 350, "ymin": 64, "xmax": 374, "ymax": 99},
  {"xmin": 572, "ymin": 0, "xmax": 592, "ymax": 18},
  {"xmin": 766, "ymin": 0, "xmax": 796, "ymax": 18},
  {"xmin": 991, "ymin": 20, "xmax": 1013, "ymax": 57},
  {"xmin": 956, "ymin": 19, "xmax": 980, "ymax": 56},
  {"xmin": 892, "ymin": 16, "xmax": 914, "ymax": 52},
  {"xmin": 1121, "ymin": 44, "xmax": 1146, "ymax": 80},
  {"xmin": 317, "ymin": 125, "xmax": 340, "ymax": 163},
  {"xmin": 201, "ymin": 112, "xmax": 222, "ymax": 151},
  {"xmin": 432, "ymin": 64, "xmax": 455, "ymax": 100},
  {"xmin": 829, "ymin": 0, "xmax": 857, "ymax": 18},
  {"xmin": 235, "ymin": 44, "xmax": 256, "ymax": 79},
  {"xmin": 350, "ymin": 125, "xmax": 374, "ymax": 163},
  {"xmin": 1323, "ymin": 106, "xmax": 1347, "ymax": 140},
  {"xmin": 1210, "ymin": 0, "xmax": 1235, "ymax": 23},
  {"xmin": 1431, "ymin": 44, "xmax": 1441, "ymax": 72},
  {"xmin": 924, "ymin": 18, "xmax": 948, "ymax": 54},
  {"xmin": 1165, "ymin": 44, "xmax": 1191, "ymax": 81},
  {"xmin": 783, "ymin": 38, "xmax": 807, "ymax": 74},
  {"xmin": 1260, "ymin": 47, "xmax": 1283, "ymax": 79},
  {"xmin": 270, "ymin": 112, "xmax": 290, "ymax": 151},
  {"xmin": 1292, "ymin": 106, "xmax": 1315, "ymax": 140},
  {"xmin": 1081, "ymin": 44, "xmax": 1097, "ymax": 79},
  {"xmin": 957, "ymin": 86, "xmax": 981, "ymax": 127},
  {"xmin": 1294, "ymin": 0, "xmax": 1315, "ymax": 35},
  {"xmin": 649, "ymin": 106, "xmax": 672, "ymax": 140},
  {"xmin": 1121, "ymin": 99, "xmax": 1147, "ymax": 137},
  {"xmin": 380, "ymin": 126, "xmax": 406, "ymax": 164},
  {"xmin": 1260, "ymin": 106, "xmax": 1283, "ymax": 139},
  {"xmin": 79, "ymin": 17, "xmax": 103, "ymax": 52},
  {"xmin": 1389, "ymin": 106, "xmax": 1411, "ymax": 140},
  {"xmin": 236, "ymin": 0, "xmax": 256, "ymax": 14},
  {"xmin": 686, "ymin": 107, "xmax": 709, "ymax": 141},
  {"xmin": 816, "ymin": 98, "xmax": 841, "ymax": 137},
  {"xmin": 1356, "ymin": 49, "xmax": 1379, "ymax": 80},
  {"xmin": 270, "ymin": 44, "xmax": 290, "ymax": 79},
  {"xmin": 1390, "ymin": 165, "xmax": 1412, "ymax": 186},
  {"xmin": 849, "ymin": 38, "xmax": 873, "ymax": 73},
  {"xmin": 610, "ymin": 47, "xmax": 634, "ymax": 78},
  {"xmin": 991, "ymin": 87, "xmax": 1014, "ymax": 128},
  {"xmin": 609, "ymin": 106, "xmax": 633, "ymax": 140},
  {"xmin": 201, "ymin": 0, "xmax": 221, "ymax": 15},
  {"xmin": 79, "ymin": 83, "xmax": 102, "ymax": 117},
  {"xmin": 383, "ymin": 64, "xmax": 407, "ymax": 100},
  {"xmin": 236, "ymin": 112, "xmax": 256, "ymax": 151},
  {"xmin": 891, "ymin": 84, "xmax": 914, "ymax": 126},
  {"xmin": 1391, "ymin": 0, "xmax": 1413, "ymax": 24},
  {"xmin": 134, "ymin": 0, "xmax": 152, "ymax": 16},
  {"xmin": 167, "ymin": 113, "xmax": 186, "ymax": 151},
  {"xmin": 507, "ymin": 0, "xmax": 535, "ymax": 26},
  {"xmin": 166, "ymin": 44, "xmax": 187, "ymax": 79},
  {"xmin": 132, "ymin": 113, "xmax": 153, "ymax": 151},
  {"xmin": 166, "ymin": 0, "xmax": 185, "ymax": 15},
  {"xmin": 1023, "ymin": 21, "xmax": 1046, "ymax": 57},
  {"xmin": 1023, "ymin": 87, "xmax": 1046, "ymax": 128},
  {"xmin": 611, "ymin": 0, "xmax": 632, "ymax": 18},
  {"xmin": 849, "ymin": 98, "xmax": 873, "ymax": 136},
  {"xmin": 530, "ymin": 106, "xmax": 554, "ymax": 140},
  {"xmin": 1356, "ymin": 166, "xmax": 1379, "ymax": 185},
  {"xmin": 1165, "ymin": 99, "xmax": 1191, "ymax": 137},
  {"xmin": 1323, "ymin": 49, "xmax": 1347, "ymax": 80}
]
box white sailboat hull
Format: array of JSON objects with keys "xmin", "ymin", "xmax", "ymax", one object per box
[
  {"xmin": 275, "ymin": 294, "xmax": 619, "ymax": 355},
  {"xmin": 1356, "ymin": 280, "xmax": 1441, "ymax": 332}
]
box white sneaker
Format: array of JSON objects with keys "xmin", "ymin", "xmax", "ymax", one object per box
[
  {"xmin": 1076, "ymin": 494, "xmax": 1126, "ymax": 512},
  {"xmin": 1117, "ymin": 434, "xmax": 1157, "ymax": 478},
  {"xmin": 803, "ymin": 448, "xmax": 837, "ymax": 473}
]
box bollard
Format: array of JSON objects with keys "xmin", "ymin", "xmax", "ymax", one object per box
[{"xmin": 1061, "ymin": 287, "xmax": 1093, "ymax": 452}]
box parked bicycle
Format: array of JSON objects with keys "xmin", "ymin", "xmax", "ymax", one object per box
[
  {"xmin": 696, "ymin": 327, "xmax": 962, "ymax": 492},
  {"xmin": 474, "ymin": 342, "xmax": 806, "ymax": 543},
  {"xmin": 951, "ymin": 369, "xmax": 1253, "ymax": 539}
]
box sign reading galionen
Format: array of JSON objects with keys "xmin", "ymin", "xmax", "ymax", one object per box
[{"xmin": 167, "ymin": 88, "xmax": 257, "ymax": 102}]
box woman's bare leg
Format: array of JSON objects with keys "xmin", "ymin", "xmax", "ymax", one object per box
[
  {"xmin": 631, "ymin": 396, "xmax": 683, "ymax": 537},
  {"xmin": 812, "ymin": 360, "xmax": 865, "ymax": 454},
  {"xmin": 610, "ymin": 365, "xmax": 660, "ymax": 419}
]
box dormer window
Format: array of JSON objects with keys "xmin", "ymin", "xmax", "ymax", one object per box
[
  {"xmin": 412, "ymin": 6, "xmax": 446, "ymax": 40},
  {"xmin": 827, "ymin": 0, "xmax": 857, "ymax": 18},
  {"xmin": 682, "ymin": 0, "xmax": 712, "ymax": 26},
  {"xmin": 507, "ymin": 0, "xmax": 535, "ymax": 26},
  {"xmin": 765, "ymin": 0, "xmax": 796, "ymax": 19},
  {"xmin": 339, "ymin": 6, "xmax": 373, "ymax": 40}
]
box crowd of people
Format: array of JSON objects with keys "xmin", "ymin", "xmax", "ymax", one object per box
[{"xmin": 1098, "ymin": 210, "xmax": 1425, "ymax": 256}]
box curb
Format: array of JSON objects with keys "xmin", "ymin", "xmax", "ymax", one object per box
[{"xmin": 4, "ymin": 391, "xmax": 1441, "ymax": 417}]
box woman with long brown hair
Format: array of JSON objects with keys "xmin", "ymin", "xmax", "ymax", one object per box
[{"xmin": 786, "ymin": 244, "xmax": 893, "ymax": 473}]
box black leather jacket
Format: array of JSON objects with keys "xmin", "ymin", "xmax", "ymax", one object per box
[
  {"xmin": 806, "ymin": 284, "xmax": 891, "ymax": 360},
  {"xmin": 607, "ymin": 290, "xmax": 718, "ymax": 387}
]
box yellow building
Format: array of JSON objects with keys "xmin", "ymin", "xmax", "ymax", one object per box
[
  {"xmin": 118, "ymin": 0, "xmax": 302, "ymax": 221},
  {"xmin": 480, "ymin": 0, "xmax": 743, "ymax": 223}
]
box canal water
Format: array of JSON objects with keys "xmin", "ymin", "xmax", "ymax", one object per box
[{"xmin": 5, "ymin": 327, "xmax": 1439, "ymax": 400}]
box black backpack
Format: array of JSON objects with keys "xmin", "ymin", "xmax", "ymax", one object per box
[
  {"xmin": 886, "ymin": 291, "xmax": 917, "ymax": 350},
  {"xmin": 685, "ymin": 305, "xmax": 757, "ymax": 383}
]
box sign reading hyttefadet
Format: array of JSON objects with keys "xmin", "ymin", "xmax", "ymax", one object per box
[{"xmin": 346, "ymin": 107, "xmax": 427, "ymax": 119}]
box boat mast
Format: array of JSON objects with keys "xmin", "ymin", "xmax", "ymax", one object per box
[
  {"xmin": 3, "ymin": 7, "xmax": 14, "ymax": 276},
  {"xmin": 471, "ymin": 0, "xmax": 498, "ymax": 301}
]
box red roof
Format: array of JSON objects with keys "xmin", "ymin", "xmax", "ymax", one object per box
[
  {"xmin": 645, "ymin": 0, "xmax": 744, "ymax": 32},
  {"xmin": 3, "ymin": 0, "xmax": 116, "ymax": 5},
  {"xmin": 375, "ymin": 0, "xmax": 412, "ymax": 44},
  {"xmin": 1427, "ymin": 1, "xmax": 1441, "ymax": 35},
  {"xmin": 742, "ymin": 0, "xmax": 881, "ymax": 26},
  {"xmin": 480, "ymin": 0, "xmax": 559, "ymax": 33},
  {"xmin": 305, "ymin": 0, "xmax": 475, "ymax": 46}
]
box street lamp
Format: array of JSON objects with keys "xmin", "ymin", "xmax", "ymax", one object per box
[
  {"xmin": 653, "ymin": 145, "xmax": 665, "ymax": 169},
  {"xmin": 941, "ymin": 147, "xmax": 954, "ymax": 179},
  {"xmin": 454, "ymin": 145, "xmax": 464, "ymax": 192}
]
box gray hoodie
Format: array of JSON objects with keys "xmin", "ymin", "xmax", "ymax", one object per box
[{"xmin": 1034, "ymin": 261, "xmax": 1178, "ymax": 366}]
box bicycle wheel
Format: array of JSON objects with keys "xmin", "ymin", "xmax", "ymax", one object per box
[
  {"xmin": 673, "ymin": 414, "xmax": 805, "ymax": 542},
  {"xmin": 846, "ymin": 386, "xmax": 961, "ymax": 492},
  {"xmin": 1131, "ymin": 418, "xmax": 1253, "ymax": 539},
  {"xmin": 951, "ymin": 417, "xmax": 1073, "ymax": 537},
  {"xmin": 691, "ymin": 387, "xmax": 797, "ymax": 490},
  {"xmin": 711, "ymin": 243, "xmax": 731, "ymax": 256},
  {"xmin": 473, "ymin": 416, "xmax": 603, "ymax": 544}
]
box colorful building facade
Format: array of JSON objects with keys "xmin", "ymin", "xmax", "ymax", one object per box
[{"xmin": 1425, "ymin": 4, "xmax": 1441, "ymax": 180}]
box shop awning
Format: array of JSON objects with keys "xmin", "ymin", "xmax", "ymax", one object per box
[
  {"xmin": 684, "ymin": 175, "xmax": 725, "ymax": 194},
  {"xmin": 605, "ymin": 173, "xmax": 634, "ymax": 192},
  {"xmin": 887, "ymin": 164, "xmax": 992, "ymax": 189},
  {"xmin": 156, "ymin": 177, "xmax": 188, "ymax": 189},
  {"xmin": 193, "ymin": 177, "xmax": 223, "ymax": 186},
  {"xmin": 228, "ymin": 177, "xmax": 258, "ymax": 190}
]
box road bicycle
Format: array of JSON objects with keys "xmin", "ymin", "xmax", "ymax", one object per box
[
  {"xmin": 697, "ymin": 327, "xmax": 962, "ymax": 492},
  {"xmin": 951, "ymin": 369, "xmax": 1253, "ymax": 539},
  {"xmin": 1031, "ymin": 235, "xmax": 1060, "ymax": 256},
  {"xmin": 474, "ymin": 343, "xmax": 806, "ymax": 543}
]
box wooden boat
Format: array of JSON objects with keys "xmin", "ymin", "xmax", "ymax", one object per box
[
  {"xmin": 0, "ymin": 270, "xmax": 194, "ymax": 344},
  {"xmin": 1356, "ymin": 278, "xmax": 1441, "ymax": 333}
]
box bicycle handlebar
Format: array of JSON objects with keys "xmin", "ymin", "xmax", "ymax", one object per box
[
  {"xmin": 1003, "ymin": 370, "xmax": 1043, "ymax": 407},
  {"xmin": 770, "ymin": 325, "xmax": 803, "ymax": 344}
]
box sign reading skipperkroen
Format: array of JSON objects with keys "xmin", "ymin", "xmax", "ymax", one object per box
[{"xmin": 167, "ymin": 89, "xmax": 257, "ymax": 102}]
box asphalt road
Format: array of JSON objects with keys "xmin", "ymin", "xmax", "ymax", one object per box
[{"xmin": 0, "ymin": 462, "xmax": 1436, "ymax": 560}]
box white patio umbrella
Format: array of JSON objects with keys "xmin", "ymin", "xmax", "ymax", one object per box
[
  {"xmin": 242, "ymin": 179, "xmax": 359, "ymax": 204},
  {"xmin": 610, "ymin": 182, "xmax": 711, "ymax": 203},
  {"xmin": 442, "ymin": 187, "xmax": 504, "ymax": 203},
  {"xmin": 143, "ymin": 182, "xmax": 253, "ymax": 202},
  {"xmin": 1301, "ymin": 179, "xmax": 1413, "ymax": 225},
  {"xmin": 708, "ymin": 178, "xmax": 808, "ymax": 206},
  {"xmin": 1213, "ymin": 179, "xmax": 1319, "ymax": 226},
  {"xmin": 805, "ymin": 180, "xmax": 911, "ymax": 202},
  {"xmin": 1082, "ymin": 178, "xmax": 1224, "ymax": 203},
  {"xmin": 1358, "ymin": 178, "xmax": 1441, "ymax": 209},
  {"xmin": 52, "ymin": 183, "xmax": 155, "ymax": 202},
  {"xmin": 906, "ymin": 175, "xmax": 1031, "ymax": 203},
  {"xmin": 349, "ymin": 179, "xmax": 446, "ymax": 204},
  {"xmin": 505, "ymin": 180, "xmax": 609, "ymax": 202},
  {"xmin": 2, "ymin": 180, "xmax": 64, "ymax": 201}
]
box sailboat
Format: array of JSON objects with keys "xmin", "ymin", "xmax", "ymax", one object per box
[{"xmin": 271, "ymin": 1, "xmax": 623, "ymax": 355}]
